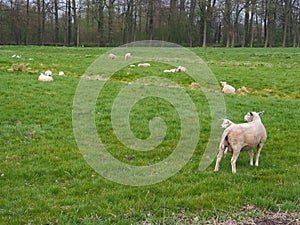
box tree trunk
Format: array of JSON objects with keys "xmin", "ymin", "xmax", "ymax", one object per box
[
  {"xmin": 243, "ymin": 0, "xmax": 250, "ymax": 47},
  {"xmin": 188, "ymin": 0, "xmax": 196, "ymax": 47},
  {"xmin": 108, "ymin": 0, "xmax": 115, "ymax": 46},
  {"xmin": 97, "ymin": 0, "xmax": 105, "ymax": 46},
  {"xmin": 67, "ymin": 0, "xmax": 72, "ymax": 46},
  {"xmin": 224, "ymin": 0, "xmax": 232, "ymax": 47},
  {"xmin": 54, "ymin": 0, "xmax": 59, "ymax": 44},
  {"xmin": 41, "ymin": 0, "xmax": 45, "ymax": 45},
  {"xmin": 72, "ymin": 0, "xmax": 78, "ymax": 46},
  {"xmin": 25, "ymin": 0, "xmax": 29, "ymax": 45},
  {"xmin": 147, "ymin": 0, "xmax": 154, "ymax": 40}
]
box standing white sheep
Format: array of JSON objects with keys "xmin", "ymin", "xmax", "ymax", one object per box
[
  {"xmin": 215, "ymin": 111, "xmax": 267, "ymax": 173},
  {"xmin": 125, "ymin": 53, "xmax": 131, "ymax": 60},
  {"xmin": 220, "ymin": 81, "xmax": 236, "ymax": 94}
]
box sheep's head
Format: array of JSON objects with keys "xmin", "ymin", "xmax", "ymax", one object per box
[
  {"xmin": 221, "ymin": 119, "xmax": 233, "ymax": 128},
  {"xmin": 220, "ymin": 81, "xmax": 227, "ymax": 87},
  {"xmin": 244, "ymin": 111, "xmax": 264, "ymax": 122},
  {"xmin": 44, "ymin": 70, "xmax": 52, "ymax": 77}
]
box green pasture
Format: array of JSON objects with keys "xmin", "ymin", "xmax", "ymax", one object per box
[{"xmin": 0, "ymin": 46, "xmax": 299, "ymax": 224}]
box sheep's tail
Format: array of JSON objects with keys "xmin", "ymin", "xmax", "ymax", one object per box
[{"xmin": 219, "ymin": 128, "xmax": 230, "ymax": 150}]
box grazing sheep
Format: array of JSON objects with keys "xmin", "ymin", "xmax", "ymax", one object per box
[
  {"xmin": 38, "ymin": 73, "xmax": 53, "ymax": 82},
  {"xmin": 138, "ymin": 63, "xmax": 151, "ymax": 67},
  {"xmin": 220, "ymin": 81, "xmax": 236, "ymax": 94},
  {"xmin": 215, "ymin": 111, "xmax": 267, "ymax": 173},
  {"xmin": 109, "ymin": 53, "xmax": 116, "ymax": 59},
  {"xmin": 125, "ymin": 53, "xmax": 131, "ymax": 60}
]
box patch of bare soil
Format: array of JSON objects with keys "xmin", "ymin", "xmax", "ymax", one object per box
[{"xmin": 213, "ymin": 205, "xmax": 299, "ymax": 225}]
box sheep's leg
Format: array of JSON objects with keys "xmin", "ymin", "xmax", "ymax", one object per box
[
  {"xmin": 214, "ymin": 150, "xmax": 224, "ymax": 172},
  {"xmin": 255, "ymin": 143, "xmax": 264, "ymax": 167},
  {"xmin": 249, "ymin": 149, "xmax": 254, "ymax": 166},
  {"xmin": 224, "ymin": 147, "xmax": 228, "ymax": 154},
  {"xmin": 231, "ymin": 150, "xmax": 240, "ymax": 174}
]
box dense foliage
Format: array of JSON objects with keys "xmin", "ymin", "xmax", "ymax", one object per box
[{"xmin": 0, "ymin": 0, "xmax": 300, "ymax": 47}]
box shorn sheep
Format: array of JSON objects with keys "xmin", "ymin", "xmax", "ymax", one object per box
[
  {"xmin": 220, "ymin": 81, "xmax": 235, "ymax": 94},
  {"xmin": 215, "ymin": 111, "xmax": 267, "ymax": 173}
]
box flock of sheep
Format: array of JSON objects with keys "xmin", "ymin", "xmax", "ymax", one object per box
[
  {"xmin": 37, "ymin": 52, "xmax": 267, "ymax": 174},
  {"xmin": 108, "ymin": 52, "xmax": 267, "ymax": 174}
]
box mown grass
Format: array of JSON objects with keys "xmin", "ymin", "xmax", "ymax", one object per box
[{"xmin": 0, "ymin": 46, "xmax": 299, "ymax": 224}]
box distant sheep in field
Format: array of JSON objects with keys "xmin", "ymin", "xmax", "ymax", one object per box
[
  {"xmin": 125, "ymin": 53, "xmax": 131, "ymax": 60},
  {"xmin": 59, "ymin": 71, "xmax": 65, "ymax": 76},
  {"xmin": 138, "ymin": 63, "xmax": 151, "ymax": 67},
  {"xmin": 164, "ymin": 66, "xmax": 187, "ymax": 73},
  {"xmin": 38, "ymin": 73, "xmax": 53, "ymax": 82},
  {"xmin": 109, "ymin": 53, "xmax": 116, "ymax": 59},
  {"xmin": 220, "ymin": 81, "xmax": 235, "ymax": 94},
  {"xmin": 164, "ymin": 68, "xmax": 177, "ymax": 73},
  {"xmin": 215, "ymin": 111, "xmax": 267, "ymax": 173},
  {"xmin": 176, "ymin": 66, "xmax": 187, "ymax": 72}
]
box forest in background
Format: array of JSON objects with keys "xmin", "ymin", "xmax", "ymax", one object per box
[{"xmin": 0, "ymin": 0, "xmax": 300, "ymax": 47}]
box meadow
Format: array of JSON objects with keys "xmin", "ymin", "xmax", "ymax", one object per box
[{"xmin": 0, "ymin": 45, "xmax": 299, "ymax": 224}]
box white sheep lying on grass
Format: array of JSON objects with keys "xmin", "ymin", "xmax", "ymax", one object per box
[
  {"xmin": 176, "ymin": 66, "xmax": 187, "ymax": 72},
  {"xmin": 164, "ymin": 66, "xmax": 187, "ymax": 73},
  {"xmin": 215, "ymin": 111, "xmax": 267, "ymax": 173},
  {"xmin": 138, "ymin": 63, "xmax": 151, "ymax": 67},
  {"xmin": 220, "ymin": 81, "xmax": 235, "ymax": 94},
  {"xmin": 38, "ymin": 73, "xmax": 53, "ymax": 82}
]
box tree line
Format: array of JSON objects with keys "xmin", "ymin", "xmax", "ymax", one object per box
[{"xmin": 0, "ymin": 0, "xmax": 299, "ymax": 47}]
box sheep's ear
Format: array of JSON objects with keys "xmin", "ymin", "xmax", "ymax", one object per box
[
  {"xmin": 250, "ymin": 112, "xmax": 253, "ymax": 116},
  {"xmin": 258, "ymin": 111, "xmax": 264, "ymax": 116}
]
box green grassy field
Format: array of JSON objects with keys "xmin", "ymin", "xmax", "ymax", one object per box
[{"xmin": 0, "ymin": 46, "xmax": 299, "ymax": 224}]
